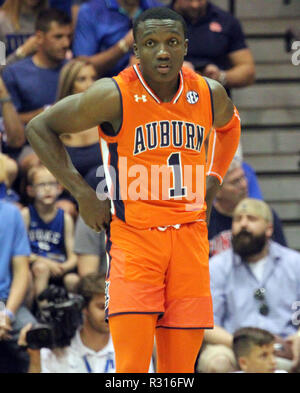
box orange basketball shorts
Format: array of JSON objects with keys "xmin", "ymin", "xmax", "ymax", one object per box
[{"xmin": 105, "ymin": 217, "xmax": 214, "ymax": 328}]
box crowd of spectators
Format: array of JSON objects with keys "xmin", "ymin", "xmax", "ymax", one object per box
[{"xmin": 0, "ymin": 0, "xmax": 299, "ymax": 374}]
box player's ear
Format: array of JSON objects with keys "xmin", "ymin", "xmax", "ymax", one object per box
[{"xmin": 133, "ymin": 43, "xmax": 139, "ymax": 59}]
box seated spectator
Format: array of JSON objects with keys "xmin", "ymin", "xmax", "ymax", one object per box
[
  {"xmin": 232, "ymin": 327, "xmax": 287, "ymax": 373},
  {"xmin": 203, "ymin": 198, "xmax": 300, "ymax": 372},
  {"xmin": 74, "ymin": 214, "xmax": 107, "ymax": 277},
  {"xmin": 21, "ymin": 165, "xmax": 78, "ymax": 298},
  {"xmin": 18, "ymin": 273, "xmax": 155, "ymax": 373},
  {"xmin": 0, "ymin": 160, "xmax": 36, "ymax": 372},
  {"xmin": 57, "ymin": 59, "xmax": 104, "ymax": 189},
  {"xmin": 2, "ymin": 8, "xmax": 72, "ymax": 170},
  {"xmin": 72, "ymin": 0, "xmax": 162, "ymax": 78},
  {"xmin": 0, "ymin": 0, "xmax": 48, "ymax": 66},
  {"xmin": 171, "ymin": 0, "xmax": 255, "ymax": 92},
  {"xmin": 208, "ymin": 159, "xmax": 287, "ymax": 256}
]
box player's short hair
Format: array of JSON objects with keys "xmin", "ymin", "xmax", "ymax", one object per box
[
  {"xmin": 233, "ymin": 327, "xmax": 275, "ymax": 361},
  {"xmin": 133, "ymin": 7, "xmax": 188, "ymax": 40},
  {"xmin": 35, "ymin": 8, "xmax": 71, "ymax": 33},
  {"xmin": 77, "ymin": 273, "xmax": 106, "ymax": 308}
]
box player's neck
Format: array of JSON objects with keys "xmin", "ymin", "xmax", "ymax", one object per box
[
  {"xmin": 80, "ymin": 325, "xmax": 110, "ymax": 352},
  {"xmin": 144, "ymin": 76, "xmax": 179, "ymax": 103},
  {"xmin": 34, "ymin": 200, "xmax": 57, "ymax": 221},
  {"xmin": 33, "ymin": 52, "xmax": 62, "ymax": 69}
]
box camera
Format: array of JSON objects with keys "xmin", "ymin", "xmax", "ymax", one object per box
[{"xmin": 26, "ymin": 285, "xmax": 84, "ymax": 349}]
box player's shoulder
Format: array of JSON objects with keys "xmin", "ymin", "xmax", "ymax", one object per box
[
  {"xmin": 85, "ymin": 77, "xmax": 120, "ymax": 102},
  {"xmin": 116, "ymin": 66, "xmax": 139, "ymax": 84}
]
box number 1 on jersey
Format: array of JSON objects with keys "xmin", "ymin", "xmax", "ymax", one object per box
[{"xmin": 168, "ymin": 152, "xmax": 187, "ymax": 198}]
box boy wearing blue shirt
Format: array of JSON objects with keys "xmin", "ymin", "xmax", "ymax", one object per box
[{"xmin": 22, "ymin": 165, "xmax": 78, "ymax": 299}]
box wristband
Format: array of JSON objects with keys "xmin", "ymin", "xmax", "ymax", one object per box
[
  {"xmin": 0, "ymin": 96, "xmax": 12, "ymax": 104},
  {"xmin": 118, "ymin": 39, "xmax": 129, "ymax": 54}
]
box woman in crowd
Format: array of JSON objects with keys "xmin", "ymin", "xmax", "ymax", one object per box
[
  {"xmin": 0, "ymin": 0, "xmax": 48, "ymax": 64},
  {"xmin": 57, "ymin": 59, "xmax": 104, "ymax": 191}
]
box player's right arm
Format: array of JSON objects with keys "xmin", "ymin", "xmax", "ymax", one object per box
[{"xmin": 25, "ymin": 78, "xmax": 121, "ymax": 231}]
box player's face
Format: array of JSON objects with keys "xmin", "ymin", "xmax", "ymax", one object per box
[
  {"xmin": 218, "ymin": 167, "xmax": 248, "ymax": 205},
  {"xmin": 84, "ymin": 293, "xmax": 109, "ymax": 334},
  {"xmin": 240, "ymin": 343, "xmax": 277, "ymax": 373},
  {"xmin": 175, "ymin": 0, "xmax": 208, "ymax": 21},
  {"xmin": 134, "ymin": 19, "xmax": 188, "ymax": 84},
  {"xmin": 41, "ymin": 21, "xmax": 72, "ymax": 62},
  {"xmin": 32, "ymin": 169, "xmax": 60, "ymax": 205},
  {"xmin": 72, "ymin": 65, "xmax": 98, "ymax": 94}
]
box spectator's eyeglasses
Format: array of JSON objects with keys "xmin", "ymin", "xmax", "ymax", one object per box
[
  {"xmin": 34, "ymin": 181, "xmax": 58, "ymax": 189},
  {"xmin": 254, "ymin": 288, "xmax": 269, "ymax": 316}
]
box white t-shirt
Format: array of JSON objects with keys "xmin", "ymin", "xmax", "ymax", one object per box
[
  {"xmin": 248, "ymin": 256, "xmax": 268, "ymax": 282},
  {"xmin": 41, "ymin": 329, "xmax": 155, "ymax": 373}
]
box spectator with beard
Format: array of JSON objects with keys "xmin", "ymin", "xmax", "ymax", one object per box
[
  {"xmin": 208, "ymin": 159, "xmax": 287, "ymax": 257},
  {"xmin": 198, "ymin": 198, "xmax": 300, "ymax": 373}
]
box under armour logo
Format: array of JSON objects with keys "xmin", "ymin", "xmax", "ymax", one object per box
[
  {"xmin": 105, "ymin": 281, "xmax": 110, "ymax": 310},
  {"xmin": 134, "ymin": 94, "xmax": 147, "ymax": 102}
]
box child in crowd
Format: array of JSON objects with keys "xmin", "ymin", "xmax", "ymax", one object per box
[
  {"xmin": 232, "ymin": 327, "xmax": 286, "ymax": 373},
  {"xmin": 21, "ymin": 165, "xmax": 79, "ymax": 300}
]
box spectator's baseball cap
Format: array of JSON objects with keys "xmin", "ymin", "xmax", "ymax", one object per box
[{"xmin": 233, "ymin": 198, "xmax": 273, "ymax": 224}]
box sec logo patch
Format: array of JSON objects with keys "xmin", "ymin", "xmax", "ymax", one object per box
[{"xmin": 186, "ymin": 91, "xmax": 199, "ymax": 104}]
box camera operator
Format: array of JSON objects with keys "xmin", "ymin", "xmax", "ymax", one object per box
[{"xmin": 18, "ymin": 273, "xmax": 116, "ymax": 373}]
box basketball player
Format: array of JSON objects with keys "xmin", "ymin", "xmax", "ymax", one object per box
[{"xmin": 25, "ymin": 8, "xmax": 241, "ymax": 372}]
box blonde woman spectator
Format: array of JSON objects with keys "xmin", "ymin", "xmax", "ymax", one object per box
[{"xmin": 57, "ymin": 59, "xmax": 104, "ymax": 190}]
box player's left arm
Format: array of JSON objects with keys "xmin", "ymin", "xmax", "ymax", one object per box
[
  {"xmin": 61, "ymin": 212, "xmax": 77, "ymax": 273},
  {"xmin": 205, "ymin": 78, "xmax": 241, "ymax": 224}
]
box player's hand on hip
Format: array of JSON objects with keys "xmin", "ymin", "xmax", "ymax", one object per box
[{"xmin": 78, "ymin": 191, "xmax": 111, "ymax": 232}]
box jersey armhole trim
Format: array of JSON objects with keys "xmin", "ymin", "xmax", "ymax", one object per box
[
  {"xmin": 203, "ymin": 77, "xmax": 214, "ymax": 126},
  {"xmin": 100, "ymin": 78, "xmax": 123, "ymax": 137}
]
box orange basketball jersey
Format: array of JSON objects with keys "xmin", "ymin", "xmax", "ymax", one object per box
[{"xmin": 98, "ymin": 64, "xmax": 214, "ymax": 229}]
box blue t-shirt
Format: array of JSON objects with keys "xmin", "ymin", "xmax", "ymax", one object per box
[
  {"xmin": 28, "ymin": 205, "xmax": 66, "ymax": 262},
  {"xmin": 172, "ymin": 2, "xmax": 247, "ymax": 71},
  {"xmin": 72, "ymin": 0, "xmax": 163, "ymax": 77},
  {"xmin": 242, "ymin": 162, "xmax": 263, "ymax": 200},
  {"xmin": 2, "ymin": 57, "xmax": 67, "ymax": 113},
  {"xmin": 0, "ymin": 201, "xmax": 31, "ymax": 299}
]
